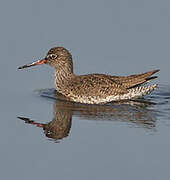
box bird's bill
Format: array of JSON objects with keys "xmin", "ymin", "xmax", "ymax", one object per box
[{"xmin": 18, "ymin": 59, "xmax": 46, "ymax": 69}]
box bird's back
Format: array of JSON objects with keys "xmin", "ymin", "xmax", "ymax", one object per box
[{"xmin": 60, "ymin": 70, "xmax": 159, "ymax": 104}]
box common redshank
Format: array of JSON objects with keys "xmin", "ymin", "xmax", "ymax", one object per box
[{"xmin": 18, "ymin": 47, "xmax": 159, "ymax": 104}]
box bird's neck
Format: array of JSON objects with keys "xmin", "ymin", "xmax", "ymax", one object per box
[{"xmin": 54, "ymin": 67, "xmax": 74, "ymax": 93}]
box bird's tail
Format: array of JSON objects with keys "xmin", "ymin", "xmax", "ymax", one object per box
[
  {"xmin": 127, "ymin": 84, "xmax": 158, "ymax": 99},
  {"xmin": 113, "ymin": 69, "xmax": 160, "ymax": 89},
  {"xmin": 120, "ymin": 84, "xmax": 158, "ymax": 100}
]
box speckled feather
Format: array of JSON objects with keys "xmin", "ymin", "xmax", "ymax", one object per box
[
  {"xmin": 44, "ymin": 47, "xmax": 159, "ymax": 104},
  {"xmin": 19, "ymin": 47, "xmax": 160, "ymax": 104}
]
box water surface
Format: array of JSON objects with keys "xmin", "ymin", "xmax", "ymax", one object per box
[
  {"xmin": 13, "ymin": 85, "xmax": 170, "ymax": 180},
  {"xmin": 1, "ymin": 0, "xmax": 170, "ymax": 179},
  {"xmin": 18, "ymin": 85, "xmax": 170, "ymax": 142}
]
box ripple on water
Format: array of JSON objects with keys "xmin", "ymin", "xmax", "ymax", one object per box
[
  {"xmin": 37, "ymin": 85, "xmax": 169, "ymax": 122},
  {"xmin": 18, "ymin": 84, "xmax": 170, "ymax": 141}
]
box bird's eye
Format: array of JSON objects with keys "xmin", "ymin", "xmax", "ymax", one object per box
[{"xmin": 49, "ymin": 54, "xmax": 57, "ymax": 59}]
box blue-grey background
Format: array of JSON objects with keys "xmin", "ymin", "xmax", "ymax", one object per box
[{"xmin": 0, "ymin": 0, "xmax": 170, "ymax": 180}]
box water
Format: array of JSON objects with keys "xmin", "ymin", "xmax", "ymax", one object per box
[
  {"xmin": 12, "ymin": 85, "xmax": 170, "ymax": 180},
  {"xmin": 1, "ymin": 0, "xmax": 170, "ymax": 179},
  {"xmin": 18, "ymin": 85, "xmax": 170, "ymax": 141}
]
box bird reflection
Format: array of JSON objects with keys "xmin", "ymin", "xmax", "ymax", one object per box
[{"xmin": 18, "ymin": 90, "xmax": 157, "ymax": 142}]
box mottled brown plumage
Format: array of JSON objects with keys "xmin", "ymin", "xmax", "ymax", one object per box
[{"xmin": 18, "ymin": 47, "xmax": 160, "ymax": 104}]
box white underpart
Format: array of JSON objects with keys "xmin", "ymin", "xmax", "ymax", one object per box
[{"xmin": 69, "ymin": 84, "xmax": 158, "ymax": 104}]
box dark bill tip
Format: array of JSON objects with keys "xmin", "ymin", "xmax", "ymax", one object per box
[{"xmin": 18, "ymin": 65, "xmax": 30, "ymax": 69}]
